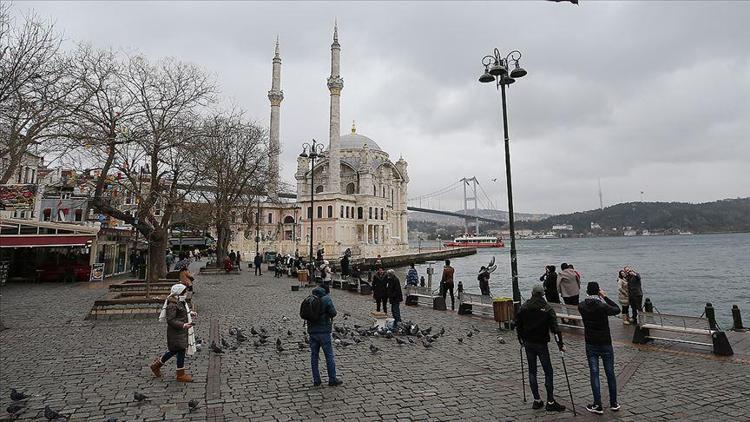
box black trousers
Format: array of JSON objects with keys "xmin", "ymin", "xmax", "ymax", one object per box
[
  {"xmin": 254, "ymin": 265, "xmax": 262, "ymax": 275},
  {"xmin": 376, "ymin": 297, "xmax": 388, "ymax": 313},
  {"xmin": 562, "ymin": 295, "xmax": 579, "ymax": 306},
  {"xmin": 442, "ymin": 284, "xmax": 455, "ymax": 310},
  {"xmin": 629, "ymin": 295, "xmax": 643, "ymax": 321}
]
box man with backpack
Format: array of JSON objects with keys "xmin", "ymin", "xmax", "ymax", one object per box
[{"xmin": 300, "ymin": 286, "xmax": 342, "ymax": 387}]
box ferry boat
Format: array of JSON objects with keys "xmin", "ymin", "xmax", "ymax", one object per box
[{"xmin": 444, "ymin": 235, "xmax": 504, "ymax": 248}]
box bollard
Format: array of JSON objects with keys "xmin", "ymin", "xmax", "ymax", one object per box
[
  {"xmin": 705, "ymin": 303, "xmax": 718, "ymax": 331},
  {"xmin": 644, "ymin": 298, "xmax": 653, "ymax": 313},
  {"xmin": 732, "ymin": 305, "xmax": 745, "ymax": 331}
]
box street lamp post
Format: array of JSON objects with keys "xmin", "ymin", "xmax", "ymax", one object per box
[
  {"xmin": 479, "ymin": 48, "xmax": 527, "ymax": 314},
  {"xmin": 255, "ymin": 196, "xmax": 261, "ymax": 256},
  {"xmin": 299, "ymin": 139, "xmax": 326, "ymax": 270}
]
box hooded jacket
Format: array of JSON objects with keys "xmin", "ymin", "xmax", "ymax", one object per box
[
  {"xmin": 578, "ymin": 295, "xmax": 621, "ymax": 345},
  {"xmin": 516, "ymin": 295, "xmax": 563, "ymax": 347},
  {"xmin": 307, "ymin": 287, "xmax": 337, "ymax": 335},
  {"xmin": 557, "ymin": 268, "xmax": 580, "ymax": 298}
]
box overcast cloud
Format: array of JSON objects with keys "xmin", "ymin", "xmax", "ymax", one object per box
[{"xmin": 14, "ymin": 1, "xmax": 750, "ymax": 214}]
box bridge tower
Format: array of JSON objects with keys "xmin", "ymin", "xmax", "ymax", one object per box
[{"xmin": 461, "ymin": 177, "xmax": 479, "ymax": 235}]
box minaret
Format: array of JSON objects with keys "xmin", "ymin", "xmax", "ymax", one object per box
[
  {"xmin": 268, "ymin": 36, "xmax": 283, "ymax": 199},
  {"xmin": 326, "ymin": 22, "xmax": 343, "ymax": 193}
]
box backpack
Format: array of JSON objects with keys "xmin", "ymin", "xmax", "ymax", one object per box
[{"xmin": 300, "ymin": 295, "xmax": 323, "ymax": 322}]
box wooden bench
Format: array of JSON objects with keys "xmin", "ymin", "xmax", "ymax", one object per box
[
  {"xmin": 548, "ymin": 303, "xmax": 584, "ymax": 329},
  {"xmin": 404, "ymin": 286, "xmax": 445, "ymax": 310},
  {"xmin": 457, "ymin": 291, "xmax": 494, "ymax": 317},
  {"xmin": 633, "ymin": 311, "xmax": 733, "ymax": 356}
]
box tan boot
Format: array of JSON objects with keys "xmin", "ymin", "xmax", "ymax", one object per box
[
  {"xmin": 622, "ymin": 314, "xmax": 630, "ymax": 325},
  {"xmin": 150, "ymin": 358, "xmax": 163, "ymax": 377},
  {"xmin": 176, "ymin": 368, "xmax": 193, "ymax": 382}
]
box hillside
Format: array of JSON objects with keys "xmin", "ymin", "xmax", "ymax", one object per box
[{"xmin": 517, "ymin": 197, "xmax": 750, "ymax": 234}]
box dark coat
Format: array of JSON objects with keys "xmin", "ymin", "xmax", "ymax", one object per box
[
  {"xmin": 254, "ymin": 254, "xmax": 262, "ymax": 267},
  {"xmin": 578, "ymin": 296, "xmax": 620, "ymax": 345},
  {"xmin": 516, "ymin": 296, "xmax": 563, "ymax": 347},
  {"xmin": 307, "ymin": 287, "xmax": 337, "ymax": 334},
  {"xmin": 540, "ymin": 271, "xmax": 560, "ymax": 303},
  {"xmin": 386, "ymin": 274, "xmax": 403, "ymax": 303},
  {"xmin": 626, "ymin": 272, "xmax": 643, "ymax": 297},
  {"xmin": 166, "ymin": 298, "xmax": 189, "ymax": 352},
  {"xmin": 372, "ymin": 272, "xmax": 388, "ymax": 299}
]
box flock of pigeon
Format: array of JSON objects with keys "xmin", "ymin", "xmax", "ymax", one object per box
[{"xmin": 5, "ymin": 388, "xmax": 199, "ymax": 420}]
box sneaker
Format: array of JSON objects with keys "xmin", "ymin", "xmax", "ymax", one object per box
[
  {"xmin": 586, "ymin": 404, "xmax": 604, "ymax": 415},
  {"xmin": 313, "ymin": 381, "xmax": 322, "ymax": 387},
  {"xmin": 532, "ymin": 400, "xmax": 544, "ymax": 410},
  {"xmin": 328, "ymin": 379, "xmax": 343, "ymax": 387},
  {"xmin": 545, "ymin": 401, "xmax": 566, "ymax": 412},
  {"xmin": 610, "ymin": 403, "xmax": 621, "ymax": 411}
]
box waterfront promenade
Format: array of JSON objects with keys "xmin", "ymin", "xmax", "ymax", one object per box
[{"xmin": 1, "ymin": 266, "xmax": 749, "ymax": 421}]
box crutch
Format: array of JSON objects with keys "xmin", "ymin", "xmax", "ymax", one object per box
[
  {"xmin": 559, "ymin": 350, "xmax": 577, "ymax": 416},
  {"xmin": 519, "ymin": 345, "xmax": 527, "ymax": 402}
]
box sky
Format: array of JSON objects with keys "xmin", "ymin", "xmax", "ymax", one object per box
[{"xmin": 12, "ymin": 1, "xmax": 750, "ymax": 215}]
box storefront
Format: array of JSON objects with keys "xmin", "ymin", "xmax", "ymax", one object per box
[{"xmin": 94, "ymin": 227, "xmax": 138, "ymax": 277}]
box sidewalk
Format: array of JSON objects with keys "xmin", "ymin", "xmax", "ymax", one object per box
[{"xmin": 1, "ymin": 270, "xmax": 749, "ymax": 421}]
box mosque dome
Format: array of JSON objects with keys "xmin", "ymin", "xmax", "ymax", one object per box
[{"xmin": 336, "ymin": 122, "xmax": 382, "ymax": 151}]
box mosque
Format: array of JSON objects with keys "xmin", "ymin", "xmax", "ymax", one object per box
[{"xmin": 228, "ymin": 24, "xmax": 410, "ymax": 260}]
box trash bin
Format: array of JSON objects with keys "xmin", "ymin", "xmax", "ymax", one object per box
[
  {"xmin": 493, "ymin": 298, "xmax": 514, "ymax": 323},
  {"xmin": 298, "ymin": 269, "xmax": 309, "ymax": 283}
]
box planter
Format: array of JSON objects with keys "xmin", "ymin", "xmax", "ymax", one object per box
[{"xmin": 493, "ymin": 298, "xmax": 514, "ymax": 323}]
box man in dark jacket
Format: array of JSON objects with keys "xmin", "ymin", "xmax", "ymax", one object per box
[
  {"xmin": 253, "ymin": 253, "xmax": 262, "ymax": 276},
  {"xmin": 441, "ymin": 260, "xmax": 456, "ymax": 310},
  {"xmin": 372, "ymin": 266, "xmax": 388, "ymax": 314},
  {"xmin": 578, "ymin": 282, "xmax": 622, "ymax": 415},
  {"xmin": 624, "ymin": 267, "xmax": 642, "ymax": 324},
  {"xmin": 540, "ymin": 265, "xmax": 560, "ymax": 303},
  {"xmin": 386, "ymin": 270, "xmax": 403, "ymax": 323},
  {"xmin": 516, "ymin": 285, "xmax": 566, "ymax": 412},
  {"xmin": 307, "ymin": 286, "xmax": 342, "ymax": 387}
]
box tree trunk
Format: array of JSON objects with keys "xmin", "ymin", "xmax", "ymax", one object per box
[
  {"xmin": 146, "ymin": 229, "xmax": 168, "ymax": 296},
  {"xmin": 215, "ymin": 221, "xmax": 231, "ymax": 268}
]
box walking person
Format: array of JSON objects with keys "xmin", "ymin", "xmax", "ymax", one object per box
[
  {"xmin": 150, "ymin": 284, "xmax": 197, "ymax": 382},
  {"xmin": 303, "ymin": 286, "xmax": 342, "ymax": 387},
  {"xmin": 386, "ymin": 269, "xmax": 403, "ymax": 323},
  {"xmin": 540, "ymin": 265, "xmax": 560, "ymax": 304},
  {"xmin": 372, "ymin": 266, "xmax": 388, "ymax": 314},
  {"xmin": 578, "ymin": 282, "xmax": 622, "ymax": 414},
  {"xmin": 406, "ymin": 263, "xmax": 419, "ymax": 287},
  {"xmin": 441, "ymin": 260, "xmax": 456, "ymax": 310},
  {"xmin": 254, "ymin": 252, "xmax": 263, "ymax": 276},
  {"xmin": 516, "ymin": 285, "xmax": 567, "ymax": 412},
  {"xmin": 624, "ymin": 267, "xmax": 642, "ymax": 324},
  {"xmin": 617, "ymin": 270, "xmax": 630, "ymax": 325},
  {"xmin": 557, "ymin": 263, "xmax": 580, "ymax": 306}
]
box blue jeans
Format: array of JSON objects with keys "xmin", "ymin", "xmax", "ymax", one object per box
[
  {"xmin": 586, "ymin": 343, "xmax": 617, "ymax": 406},
  {"xmin": 391, "ymin": 302, "xmax": 402, "ymax": 323},
  {"xmin": 524, "ymin": 342, "xmax": 554, "ymax": 402},
  {"xmin": 161, "ymin": 349, "xmax": 185, "ymax": 368},
  {"xmin": 309, "ymin": 332, "xmax": 337, "ymax": 385}
]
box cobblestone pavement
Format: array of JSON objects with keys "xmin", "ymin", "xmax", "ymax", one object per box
[{"xmin": 2, "ymin": 267, "xmax": 750, "ymax": 421}]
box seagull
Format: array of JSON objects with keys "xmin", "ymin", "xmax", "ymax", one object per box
[
  {"xmin": 188, "ymin": 399, "xmax": 199, "ymax": 412},
  {"xmin": 133, "ymin": 392, "xmax": 148, "ymax": 402},
  {"xmin": 10, "ymin": 389, "xmax": 29, "ymax": 401},
  {"xmin": 44, "ymin": 405, "xmax": 67, "ymax": 421},
  {"xmin": 369, "ymin": 344, "xmax": 380, "ymax": 354}
]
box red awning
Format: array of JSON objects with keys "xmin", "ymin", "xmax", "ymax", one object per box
[{"xmin": 0, "ymin": 234, "xmax": 95, "ymax": 248}]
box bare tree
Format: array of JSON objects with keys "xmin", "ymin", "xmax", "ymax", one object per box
[
  {"xmin": 197, "ymin": 110, "xmax": 273, "ymax": 265},
  {"xmin": 0, "ymin": 4, "xmax": 78, "ymax": 183}
]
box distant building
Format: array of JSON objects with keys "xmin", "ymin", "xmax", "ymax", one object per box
[
  {"xmin": 552, "ymin": 224, "xmax": 574, "ymax": 231},
  {"xmin": 590, "ymin": 222, "xmax": 601, "ymax": 230}
]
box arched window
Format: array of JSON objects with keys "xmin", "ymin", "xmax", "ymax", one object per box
[
  {"xmin": 283, "ymin": 215, "xmax": 294, "ymax": 224},
  {"xmin": 316, "ymin": 185, "xmax": 324, "ymax": 193},
  {"xmin": 317, "ymin": 206, "xmax": 323, "ymax": 219},
  {"xmin": 346, "ymin": 182, "xmax": 356, "ymax": 195},
  {"xmin": 327, "ymin": 205, "xmax": 333, "ymax": 218}
]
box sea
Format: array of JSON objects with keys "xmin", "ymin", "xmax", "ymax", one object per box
[{"xmin": 401, "ymin": 233, "xmax": 750, "ymax": 326}]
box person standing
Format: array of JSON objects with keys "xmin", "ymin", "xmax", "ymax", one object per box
[
  {"xmin": 478, "ymin": 266, "xmax": 491, "ymax": 296},
  {"xmin": 540, "ymin": 265, "xmax": 560, "ymax": 303},
  {"xmin": 406, "ymin": 263, "xmax": 419, "ymax": 287},
  {"xmin": 235, "ymin": 251, "xmax": 242, "ymax": 272},
  {"xmin": 340, "ymin": 254, "xmax": 350, "ymax": 279},
  {"xmin": 441, "ymin": 260, "xmax": 456, "ymax": 310},
  {"xmin": 624, "ymin": 267, "xmax": 642, "ymax": 324},
  {"xmin": 578, "ymin": 282, "xmax": 622, "ymax": 414},
  {"xmin": 617, "ymin": 270, "xmax": 630, "ymax": 325},
  {"xmin": 254, "ymin": 252, "xmax": 263, "ymax": 276},
  {"xmin": 516, "ymin": 285, "xmax": 567, "ymax": 412},
  {"xmin": 305, "ymin": 286, "xmax": 342, "ymax": 387},
  {"xmin": 386, "ymin": 269, "xmax": 403, "ymax": 323},
  {"xmin": 229, "ymin": 250, "xmax": 237, "ymax": 268},
  {"xmin": 150, "ymin": 284, "xmax": 196, "ymax": 382},
  {"xmin": 165, "ymin": 250, "xmax": 175, "ymax": 271},
  {"xmin": 557, "ymin": 263, "xmax": 580, "ymax": 306},
  {"xmin": 372, "ymin": 266, "xmax": 388, "ymax": 314}
]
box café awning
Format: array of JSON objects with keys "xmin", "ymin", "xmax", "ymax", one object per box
[{"xmin": 0, "ymin": 218, "xmax": 99, "ymax": 248}]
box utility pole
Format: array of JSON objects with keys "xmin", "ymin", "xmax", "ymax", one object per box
[{"xmin": 460, "ymin": 177, "xmax": 479, "ymax": 235}]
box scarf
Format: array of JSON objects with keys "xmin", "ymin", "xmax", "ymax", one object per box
[{"xmin": 158, "ymin": 284, "xmax": 196, "ymax": 355}]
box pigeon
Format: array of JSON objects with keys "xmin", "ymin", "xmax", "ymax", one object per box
[
  {"xmin": 332, "ymin": 332, "xmax": 342, "ymax": 340},
  {"xmin": 424, "ymin": 336, "xmax": 435, "ymax": 343},
  {"xmin": 281, "ymin": 316, "xmax": 290, "ymax": 322},
  {"xmin": 10, "ymin": 389, "xmax": 29, "ymax": 401},
  {"xmin": 253, "ymin": 340, "xmax": 261, "ymax": 348},
  {"xmin": 210, "ymin": 341, "xmax": 224, "ymax": 354},
  {"xmin": 6, "ymin": 403, "xmax": 25, "ymax": 417},
  {"xmin": 276, "ymin": 338, "xmax": 282, "ymax": 347},
  {"xmin": 259, "ymin": 337, "xmax": 268, "ymax": 344},
  {"xmin": 250, "ymin": 327, "xmax": 259, "ymax": 335},
  {"xmin": 472, "ymin": 325, "xmax": 480, "ymax": 333},
  {"xmin": 133, "ymin": 392, "xmax": 148, "ymax": 402},
  {"xmin": 354, "ymin": 324, "xmax": 362, "ymax": 329},
  {"xmin": 334, "ymin": 324, "xmax": 343, "ymax": 334},
  {"xmin": 416, "ymin": 331, "xmax": 423, "ymax": 338},
  {"xmin": 369, "ymin": 344, "xmax": 380, "ymax": 354},
  {"xmin": 260, "ymin": 327, "xmax": 268, "ymax": 335},
  {"xmin": 236, "ymin": 331, "xmax": 248, "ymax": 342},
  {"xmin": 457, "ymin": 337, "xmax": 464, "ymax": 343},
  {"xmin": 352, "ymin": 337, "xmax": 362, "ymax": 344},
  {"xmin": 421, "ymin": 340, "xmax": 432, "ymax": 348},
  {"xmin": 287, "ymin": 330, "xmax": 293, "ymax": 336},
  {"xmin": 439, "ymin": 327, "xmax": 446, "ymax": 336},
  {"xmin": 467, "ymin": 331, "xmax": 473, "ymax": 338},
  {"xmin": 431, "ymin": 334, "xmax": 440, "ymax": 341},
  {"xmin": 104, "ymin": 417, "xmax": 118, "ymax": 422},
  {"xmin": 221, "ymin": 338, "xmax": 230, "ymax": 348},
  {"xmin": 396, "ymin": 337, "xmax": 407, "ymax": 345},
  {"xmin": 424, "ymin": 327, "xmax": 432, "ymax": 335},
  {"xmin": 188, "ymin": 399, "xmax": 199, "ymax": 412},
  {"xmin": 44, "ymin": 405, "xmax": 67, "ymax": 421},
  {"xmin": 407, "ymin": 337, "xmax": 415, "ymax": 344},
  {"xmin": 229, "ymin": 327, "xmax": 237, "ymax": 336},
  {"xmin": 409, "ymin": 324, "xmax": 419, "ymax": 336},
  {"xmin": 340, "ymin": 340, "xmax": 353, "ymax": 348},
  {"xmin": 276, "ymin": 342, "xmax": 285, "ymax": 353},
  {"xmin": 385, "ymin": 331, "xmax": 393, "ymax": 339},
  {"xmin": 297, "ymin": 342, "xmax": 307, "ymax": 351},
  {"xmin": 497, "ymin": 337, "xmax": 506, "ymax": 344},
  {"xmin": 343, "ymin": 312, "xmax": 351, "ymax": 318}
]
